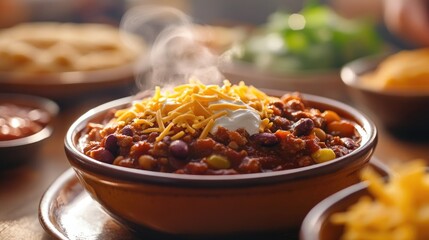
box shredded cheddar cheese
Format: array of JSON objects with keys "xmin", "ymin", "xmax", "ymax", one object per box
[{"xmin": 115, "ymin": 80, "xmax": 277, "ymax": 141}]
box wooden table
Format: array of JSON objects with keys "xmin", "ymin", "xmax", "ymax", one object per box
[{"xmin": 1, "ymin": 91, "xmax": 428, "ymax": 239}]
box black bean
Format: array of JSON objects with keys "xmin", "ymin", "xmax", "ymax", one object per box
[
  {"xmin": 121, "ymin": 126, "xmax": 133, "ymax": 136},
  {"xmin": 169, "ymin": 140, "xmax": 189, "ymax": 159},
  {"xmin": 105, "ymin": 134, "xmax": 118, "ymax": 154},
  {"xmin": 293, "ymin": 118, "xmax": 314, "ymax": 136},
  {"xmin": 251, "ymin": 133, "xmax": 279, "ymax": 146}
]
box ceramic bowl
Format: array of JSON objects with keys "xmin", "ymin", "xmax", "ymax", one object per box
[
  {"xmin": 0, "ymin": 94, "xmax": 59, "ymax": 167},
  {"xmin": 300, "ymin": 159, "xmax": 391, "ymax": 240},
  {"xmin": 341, "ymin": 54, "xmax": 429, "ymax": 138},
  {"xmin": 64, "ymin": 90, "xmax": 377, "ymax": 237},
  {"xmin": 300, "ymin": 182, "xmax": 370, "ymax": 240},
  {"xmin": 0, "ymin": 22, "xmax": 147, "ymax": 102}
]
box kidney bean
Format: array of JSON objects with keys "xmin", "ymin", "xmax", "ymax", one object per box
[
  {"xmin": 293, "ymin": 118, "xmax": 314, "ymax": 136},
  {"xmin": 251, "ymin": 133, "xmax": 279, "ymax": 146},
  {"xmin": 169, "ymin": 140, "xmax": 189, "ymax": 159},
  {"xmin": 92, "ymin": 149, "xmax": 115, "ymax": 164},
  {"xmin": 104, "ymin": 134, "xmax": 118, "ymax": 154},
  {"xmin": 121, "ymin": 126, "xmax": 133, "ymax": 136}
]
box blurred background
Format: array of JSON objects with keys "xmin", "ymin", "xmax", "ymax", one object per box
[
  {"xmin": 2, "ymin": 1, "xmax": 429, "ymax": 240},
  {"xmin": 0, "ymin": 0, "xmax": 424, "ymax": 126},
  {"xmin": 0, "ymin": 0, "xmax": 410, "ymax": 47}
]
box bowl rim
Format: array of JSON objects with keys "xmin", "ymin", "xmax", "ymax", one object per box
[
  {"xmin": 300, "ymin": 180, "xmax": 368, "ymax": 240},
  {"xmin": 65, "ymin": 90, "xmax": 377, "ymax": 188},
  {"xmin": 341, "ymin": 53, "xmax": 429, "ymax": 97},
  {"xmin": 300, "ymin": 157, "xmax": 392, "ymax": 239},
  {"xmin": 0, "ymin": 93, "xmax": 59, "ymax": 147}
]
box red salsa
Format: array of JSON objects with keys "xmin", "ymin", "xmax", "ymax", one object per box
[{"xmin": 0, "ymin": 104, "xmax": 50, "ymax": 141}]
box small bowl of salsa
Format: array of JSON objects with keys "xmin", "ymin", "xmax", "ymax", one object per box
[{"xmin": 0, "ymin": 94, "xmax": 59, "ymax": 167}]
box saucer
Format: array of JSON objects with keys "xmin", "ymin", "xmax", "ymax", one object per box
[
  {"xmin": 38, "ymin": 169, "xmax": 297, "ymax": 240},
  {"xmin": 39, "ymin": 158, "xmax": 389, "ymax": 240},
  {"xmin": 39, "ymin": 168, "xmax": 139, "ymax": 240}
]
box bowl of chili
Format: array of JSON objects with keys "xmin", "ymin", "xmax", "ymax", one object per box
[{"xmin": 64, "ymin": 80, "xmax": 377, "ymax": 236}]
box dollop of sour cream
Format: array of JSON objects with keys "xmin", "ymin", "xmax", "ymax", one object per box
[{"xmin": 210, "ymin": 100, "xmax": 261, "ymax": 135}]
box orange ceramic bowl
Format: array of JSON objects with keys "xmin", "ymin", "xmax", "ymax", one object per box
[
  {"xmin": 0, "ymin": 63, "xmax": 137, "ymax": 102},
  {"xmin": 341, "ymin": 54, "xmax": 429, "ymax": 138},
  {"xmin": 64, "ymin": 91, "xmax": 377, "ymax": 237},
  {"xmin": 301, "ymin": 182, "xmax": 371, "ymax": 240},
  {"xmin": 300, "ymin": 159, "xmax": 391, "ymax": 240}
]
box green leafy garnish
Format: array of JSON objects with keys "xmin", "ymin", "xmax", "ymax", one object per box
[{"xmin": 234, "ymin": 1, "xmax": 383, "ymax": 73}]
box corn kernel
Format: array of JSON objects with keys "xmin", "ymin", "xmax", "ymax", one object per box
[
  {"xmin": 311, "ymin": 148, "xmax": 336, "ymax": 163},
  {"xmin": 311, "ymin": 128, "xmax": 326, "ymax": 141},
  {"xmin": 206, "ymin": 155, "xmax": 231, "ymax": 169}
]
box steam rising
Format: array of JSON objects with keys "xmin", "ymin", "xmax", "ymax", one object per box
[{"xmin": 120, "ymin": 6, "xmax": 226, "ymax": 91}]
